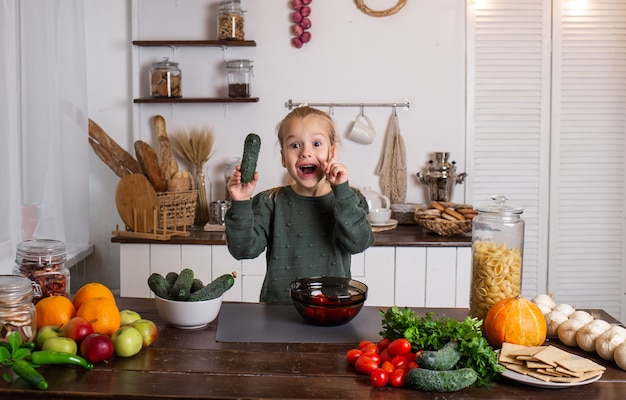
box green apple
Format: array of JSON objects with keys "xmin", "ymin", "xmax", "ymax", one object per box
[
  {"xmin": 42, "ymin": 336, "xmax": 78, "ymax": 355},
  {"xmin": 131, "ymin": 319, "xmax": 158, "ymax": 347},
  {"xmin": 36, "ymin": 325, "xmax": 61, "ymax": 349},
  {"xmin": 119, "ymin": 309, "xmax": 142, "ymax": 326},
  {"xmin": 111, "ymin": 326, "xmax": 143, "ymax": 357}
]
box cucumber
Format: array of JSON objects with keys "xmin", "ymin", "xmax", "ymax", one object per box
[
  {"xmin": 165, "ymin": 272, "xmax": 179, "ymax": 287},
  {"xmin": 191, "ymin": 278, "xmax": 204, "ymax": 293},
  {"xmin": 189, "ymin": 272, "xmax": 236, "ymax": 301},
  {"xmin": 417, "ymin": 341, "xmax": 461, "ymax": 371},
  {"xmin": 148, "ymin": 273, "xmax": 173, "ymax": 299},
  {"xmin": 406, "ymin": 367, "xmax": 477, "ymax": 392},
  {"xmin": 171, "ymin": 268, "xmax": 195, "ymax": 300},
  {"xmin": 239, "ymin": 133, "xmax": 261, "ymax": 184}
]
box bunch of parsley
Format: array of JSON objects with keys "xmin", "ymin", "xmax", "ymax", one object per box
[{"xmin": 379, "ymin": 306, "xmax": 504, "ymax": 387}]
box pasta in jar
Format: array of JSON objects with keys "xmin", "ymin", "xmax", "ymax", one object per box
[{"xmin": 469, "ymin": 239, "xmax": 522, "ymax": 320}]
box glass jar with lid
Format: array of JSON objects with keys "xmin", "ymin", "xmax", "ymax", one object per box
[
  {"xmin": 13, "ymin": 239, "xmax": 70, "ymax": 303},
  {"xmin": 218, "ymin": 0, "xmax": 245, "ymax": 41},
  {"xmin": 225, "ymin": 59, "xmax": 253, "ymax": 98},
  {"xmin": 469, "ymin": 195, "xmax": 525, "ymax": 320},
  {"xmin": 0, "ymin": 275, "xmax": 37, "ymax": 344},
  {"xmin": 150, "ymin": 58, "xmax": 182, "ymax": 98}
]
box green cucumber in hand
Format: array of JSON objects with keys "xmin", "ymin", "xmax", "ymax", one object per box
[{"xmin": 240, "ymin": 133, "xmax": 261, "ymax": 184}]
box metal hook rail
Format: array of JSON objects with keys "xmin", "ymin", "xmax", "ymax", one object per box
[{"xmin": 285, "ymin": 99, "xmax": 410, "ymax": 111}]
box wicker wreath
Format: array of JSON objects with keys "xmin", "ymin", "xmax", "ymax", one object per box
[{"xmin": 355, "ymin": 0, "xmax": 407, "ymax": 17}]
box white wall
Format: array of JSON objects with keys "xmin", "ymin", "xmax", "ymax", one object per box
[{"xmin": 83, "ymin": 0, "xmax": 467, "ymax": 293}]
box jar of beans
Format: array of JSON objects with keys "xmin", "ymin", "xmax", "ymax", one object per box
[
  {"xmin": 0, "ymin": 275, "xmax": 36, "ymax": 344},
  {"xmin": 225, "ymin": 59, "xmax": 253, "ymax": 98},
  {"xmin": 218, "ymin": 0, "xmax": 245, "ymax": 41},
  {"xmin": 13, "ymin": 239, "xmax": 70, "ymax": 304},
  {"xmin": 150, "ymin": 58, "xmax": 182, "ymax": 98}
]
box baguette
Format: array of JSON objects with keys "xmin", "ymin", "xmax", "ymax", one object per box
[
  {"xmin": 89, "ymin": 138, "xmax": 129, "ymax": 178},
  {"xmin": 153, "ymin": 115, "xmax": 172, "ymax": 181},
  {"xmin": 134, "ymin": 140, "xmax": 167, "ymax": 192},
  {"xmin": 88, "ymin": 119, "xmax": 142, "ymax": 177}
]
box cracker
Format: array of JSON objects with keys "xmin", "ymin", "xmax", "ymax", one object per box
[
  {"xmin": 550, "ymin": 370, "xmax": 603, "ymax": 383},
  {"xmin": 532, "ymin": 346, "xmax": 573, "ymax": 367},
  {"xmin": 556, "ymin": 358, "xmax": 606, "ymax": 373}
]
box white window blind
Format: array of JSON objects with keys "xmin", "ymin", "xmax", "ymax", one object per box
[
  {"xmin": 549, "ymin": 0, "xmax": 626, "ymax": 318},
  {"xmin": 467, "ymin": 0, "xmax": 552, "ymax": 299},
  {"xmin": 469, "ymin": 0, "xmax": 626, "ymax": 319}
]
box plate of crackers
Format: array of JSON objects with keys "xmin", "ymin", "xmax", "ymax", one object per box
[{"xmin": 498, "ymin": 342, "xmax": 605, "ymax": 388}]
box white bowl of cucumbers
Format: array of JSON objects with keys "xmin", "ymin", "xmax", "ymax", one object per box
[{"xmin": 148, "ymin": 269, "xmax": 236, "ymax": 329}]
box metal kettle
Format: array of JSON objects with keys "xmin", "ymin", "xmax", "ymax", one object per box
[{"xmin": 416, "ymin": 152, "xmax": 467, "ymax": 202}]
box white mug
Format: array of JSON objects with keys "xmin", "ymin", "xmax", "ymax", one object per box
[{"xmin": 348, "ymin": 113, "xmax": 376, "ymax": 144}]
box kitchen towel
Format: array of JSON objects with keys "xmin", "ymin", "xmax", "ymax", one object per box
[{"xmin": 375, "ymin": 110, "xmax": 407, "ymax": 204}]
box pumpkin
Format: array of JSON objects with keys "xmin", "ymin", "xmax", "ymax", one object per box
[{"xmin": 484, "ymin": 296, "xmax": 547, "ymax": 348}]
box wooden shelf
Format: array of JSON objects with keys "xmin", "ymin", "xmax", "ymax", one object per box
[
  {"xmin": 132, "ymin": 40, "xmax": 256, "ymax": 47},
  {"xmin": 134, "ymin": 97, "xmax": 259, "ymax": 104}
]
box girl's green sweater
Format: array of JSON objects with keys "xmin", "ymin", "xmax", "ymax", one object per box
[{"xmin": 225, "ymin": 182, "xmax": 375, "ymax": 303}]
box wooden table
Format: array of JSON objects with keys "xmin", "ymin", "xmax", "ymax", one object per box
[{"xmin": 1, "ymin": 298, "xmax": 624, "ymax": 399}]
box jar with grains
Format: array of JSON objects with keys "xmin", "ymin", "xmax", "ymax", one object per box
[
  {"xmin": 218, "ymin": 0, "xmax": 245, "ymax": 40},
  {"xmin": 13, "ymin": 239, "xmax": 70, "ymax": 304},
  {"xmin": 469, "ymin": 195, "xmax": 525, "ymax": 321},
  {"xmin": 150, "ymin": 58, "xmax": 182, "ymax": 98},
  {"xmin": 0, "ymin": 275, "xmax": 37, "ymax": 343}
]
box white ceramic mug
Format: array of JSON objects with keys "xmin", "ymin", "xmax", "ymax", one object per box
[{"xmin": 348, "ymin": 113, "xmax": 376, "ymax": 144}]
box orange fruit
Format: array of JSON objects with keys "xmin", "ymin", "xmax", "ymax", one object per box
[
  {"xmin": 35, "ymin": 295, "xmax": 76, "ymax": 330},
  {"xmin": 76, "ymin": 296, "xmax": 121, "ymax": 336},
  {"xmin": 72, "ymin": 282, "xmax": 115, "ymax": 311}
]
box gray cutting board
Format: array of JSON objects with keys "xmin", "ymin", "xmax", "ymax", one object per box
[{"xmin": 215, "ymin": 303, "xmax": 383, "ymax": 343}]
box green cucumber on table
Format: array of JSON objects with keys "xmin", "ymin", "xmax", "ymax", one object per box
[{"xmin": 406, "ymin": 367, "xmax": 477, "ymax": 392}]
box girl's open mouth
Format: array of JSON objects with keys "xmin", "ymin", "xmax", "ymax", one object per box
[{"xmin": 299, "ymin": 164, "xmax": 317, "ymax": 175}]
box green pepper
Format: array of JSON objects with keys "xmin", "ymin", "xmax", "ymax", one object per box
[
  {"xmin": 11, "ymin": 359, "xmax": 48, "ymax": 390},
  {"xmin": 29, "ymin": 351, "xmax": 94, "ymax": 370}
]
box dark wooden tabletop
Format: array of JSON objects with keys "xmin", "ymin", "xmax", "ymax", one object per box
[
  {"xmin": 1, "ymin": 298, "xmax": 623, "ymax": 399},
  {"xmin": 111, "ymin": 224, "xmax": 472, "ymax": 247}
]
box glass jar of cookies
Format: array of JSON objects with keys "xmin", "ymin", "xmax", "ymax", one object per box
[
  {"xmin": 218, "ymin": 0, "xmax": 245, "ymax": 41},
  {"xmin": 0, "ymin": 275, "xmax": 37, "ymax": 344},
  {"xmin": 469, "ymin": 195, "xmax": 525, "ymax": 320},
  {"xmin": 150, "ymin": 58, "xmax": 182, "ymax": 98},
  {"xmin": 13, "ymin": 239, "xmax": 70, "ymax": 304}
]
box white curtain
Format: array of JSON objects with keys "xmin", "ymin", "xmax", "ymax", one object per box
[{"xmin": 0, "ymin": 0, "xmax": 90, "ymax": 272}]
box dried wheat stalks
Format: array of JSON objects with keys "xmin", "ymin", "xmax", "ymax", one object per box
[{"xmin": 170, "ymin": 127, "xmax": 215, "ymax": 170}]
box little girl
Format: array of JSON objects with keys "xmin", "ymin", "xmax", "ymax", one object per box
[{"xmin": 225, "ymin": 106, "xmax": 375, "ymax": 303}]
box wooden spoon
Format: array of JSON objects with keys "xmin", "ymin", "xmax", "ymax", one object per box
[{"xmin": 115, "ymin": 174, "xmax": 159, "ymax": 232}]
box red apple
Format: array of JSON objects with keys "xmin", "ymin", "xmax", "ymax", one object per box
[
  {"xmin": 131, "ymin": 319, "xmax": 158, "ymax": 348},
  {"xmin": 62, "ymin": 316, "xmax": 94, "ymax": 343},
  {"xmin": 80, "ymin": 333, "xmax": 114, "ymax": 363}
]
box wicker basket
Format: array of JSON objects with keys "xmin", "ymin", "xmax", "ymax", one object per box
[
  {"xmin": 414, "ymin": 218, "xmax": 472, "ymax": 236},
  {"xmin": 414, "ymin": 202, "xmax": 474, "ymax": 236},
  {"xmin": 157, "ymin": 190, "xmax": 197, "ymax": 229}
]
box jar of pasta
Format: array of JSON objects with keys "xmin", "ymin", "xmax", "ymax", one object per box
[
  {"xmin": 217, "ymin": 0, "xmax": 245, "ymax": 41},
  {"xmin": 13, "ymin": 239, "xmax": 70, "ymax": 304},
  {"xmin": 469, "ymin": 195, "xmax": 525, "ymax": 320}
]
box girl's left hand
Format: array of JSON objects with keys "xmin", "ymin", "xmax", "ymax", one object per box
[{"xmin": 324, "ymin": 158, "xmax": 348, "ymax": 185}]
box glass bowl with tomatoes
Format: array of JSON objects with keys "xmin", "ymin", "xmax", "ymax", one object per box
[{"xmin": 289, "ymin": 276, "xmax": 368, "ymax": 326}]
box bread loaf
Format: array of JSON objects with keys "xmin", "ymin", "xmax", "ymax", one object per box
[
  {"xmin": 153, "ymin": 115, "xmax": 172, "ymax": 181},
  {"xmin": 134, "ymin": 140, "xmax": 167, "ymax": 192},
  {"xmin": 88, "ymin": 118, "xmax": 142, "ymax": 176}
]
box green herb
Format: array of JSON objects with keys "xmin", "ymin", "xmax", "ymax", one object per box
[
  {"xmin": 0, "ymin": 332, "xmax": 47, "ymax": 390},
  {"xmin": 380, "ymin": 306, "xmax": 504, "ymax": 387}
]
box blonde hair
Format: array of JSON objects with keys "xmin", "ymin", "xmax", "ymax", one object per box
[{"xmin": 276, "ymin": 106, "xmax": 339, "ymax": 148}]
